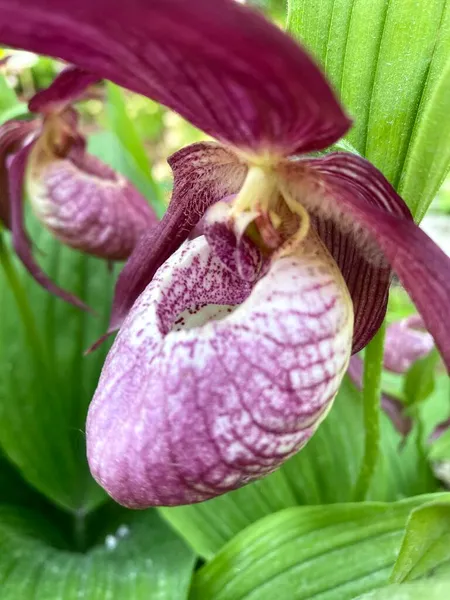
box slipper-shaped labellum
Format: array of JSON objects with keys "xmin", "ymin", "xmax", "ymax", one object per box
[
  {"xmin": 1, "ymin": 0, "xmax": 450, "ymax": 506},
  {"xmin": 87, "ymin": 226, "xmax": 354, "ymax": 506},
  {"xmin": 2, "ymin": 66, "xmax": 157, "ymax": 309}
]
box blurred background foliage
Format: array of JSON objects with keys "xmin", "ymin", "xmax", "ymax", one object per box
[{"xmin": 0, "ymin": 0, "xmax": 450, "ymax": 598}]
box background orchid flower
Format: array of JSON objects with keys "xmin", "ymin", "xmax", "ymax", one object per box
[
  {"xmin": 0, "ymin": 66, "xmax": 157, "ymax": 309},
  {"xmin": 348, "ymin": 315, "xmax": 435, "ymax": 439},
  {"xmin": 1, "ymin": 0, "xmax": 450, "ymax": 507}
]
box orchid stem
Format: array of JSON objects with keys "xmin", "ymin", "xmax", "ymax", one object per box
[
  {"xmin": 0, "ymin": 231, "xmax": 46, "ymax": 362},
  {"xmin": 353, "ymin": 321, "xmax": 386, "ymax": 501}
]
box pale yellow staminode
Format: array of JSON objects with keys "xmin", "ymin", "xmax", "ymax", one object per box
[{"xmin": 230, "ymin": 163, "xmax": 311, "ymax": 248}]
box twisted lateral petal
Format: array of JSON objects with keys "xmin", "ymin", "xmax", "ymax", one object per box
[
  {"xmin": 27, "ymin": 143, "xmax": 157, "ymax": 260},
  {"xmin": 297, "ymin": 153, "xmax": 450, "ymax": 371},
  {"xmin": 8, "ymin": 142, "xmax": 90, "ymax": 310},
  {"xmin": 0, "ymin": 0, "xmax": 350, "ymax": 155},
  {"xmin": 383, "ymin": 315, "xmax": 434, "ymax": 373},
  {"xmin": 87, "ymin": 234, "xmax": 353, "ymax": 507},
  {"xmin": 28, "ymin": 66, "xmax": 99, "ymax": 114},
  {"xmin": 109, "ymin": 142, "xmax": 246, "ymax": 333},
  {"xmin": 0, "ymin": 119, "xmax": 37, "ymax": 227},
  {"xmin": 281, "ymin": 154, "xmax": 411, "ymax": 354}
]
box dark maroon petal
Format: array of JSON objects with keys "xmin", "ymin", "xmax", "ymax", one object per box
[
  {"xmin": 28, "ymin": 66, "xmax": 99, "ymax": 114},
  {"xmin": 384, "ymin": 315, "xmax": 434, "ymax": 373},
  {"xmin": 296, "ymin": 153, "xmax": 450, "ymax": 371},
  {"xmin": 310, "ymin": 213, "xmax": 391, "ymax": 354},
  {"xmin": 0, "ymin": 0, "xmax": 350, "ymax": 154},
  {"xmin": 108, "ymin": 142, "xmax": 246, "ymax": 333},
  {"xmin": 281, "ymin": 154, "xmax": 404, "ymax": 354},
  {"xmin": 8, "ymin": 142, "xmax": 91, "ymax": 311},
  {"xmin": 347, "ymin": 356, "xmax": 413, "ymax": 438},
  {"xmin": 87, "ymin": 235, "xmax": 352, "ymax": 507},
  {"xmin": 28, "ymin": 139, "xmax": 157, "ymax": 260},
  {"xmin": 0, "ymin": 119, "xmax": 38, "ymax": 228}
]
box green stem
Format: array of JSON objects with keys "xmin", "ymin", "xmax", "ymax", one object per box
[
  {"xmin": 73, "ymin": 509, "xmax": 87, "ymax": 553},
  {"xmin": 353, "ymin": 321, "xmax": 386, "ymax": 501},
  {"xmin": 0, "ymin": 232, "xmax": 46, "ymax": 362}
]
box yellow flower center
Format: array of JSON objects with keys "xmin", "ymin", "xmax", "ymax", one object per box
[{"xmin": 230, "ymin": 163, "xmax": 310, "ymax": 251}]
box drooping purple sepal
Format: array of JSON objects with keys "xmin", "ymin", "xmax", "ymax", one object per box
[
  {"xmin": 296, "ymin": 153, "xmax": 450, "ymax": 371},
  {"xmin": 0, "ymin": 119, "xmax": 37, "ymax": 228},
  {"xmin": 8, "ymin": 141, "xmax": 92, "ymax": 310}
]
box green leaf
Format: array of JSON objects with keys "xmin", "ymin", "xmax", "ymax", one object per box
[
  {"xmin": 0, "ymin": 220, "xmax": 115, "ymax": 512},
  {"xmin": 0, "ymin": 505, "xmax": 195, "ymax": 599},
  {"xmin": 161, "ymin": 379, "xmax": 436, "ymax": 559},
  {"xmin": 0, "ymin": 72, "xmax": 20, "ymax": 114},
  {"xmin": 0, "ymin": 103, "xmax": 29, "ymax": 126},
  {"xmin": 353, "ymin": 322, "xmax": 385, "ymax": 501},
  {"xmin": 390, "ymin": 501, "xmax": 450, "ymax": 583},
  {"xmin": 403, "ymin": 349, "xmax": 440, "ymax": 407},
  {"xmin": 354, "ymin": 580, "xmax": 450, "ymax": 599},
  {"xmin": 287, "ymin": 0, "xmax": 450, "ymax": 220},
  {"xmin": 191, "ymin": 494, "xmax": 450, "ymax": 600},
  {"xmin": 429, "ymin": 429, "xmax": 450, "ymax": 462},
  {"xmin": 105, "ymin": 83, "xmax": 164, "ymax": 214}
]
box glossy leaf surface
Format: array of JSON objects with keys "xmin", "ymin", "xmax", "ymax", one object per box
[
  {"xmin": 0, "ymin": 506, "xmax": 194, "ymax": 599},
  {"xmin": 191, "ymin": 495, "xmax": 449, "ymax": 600}
]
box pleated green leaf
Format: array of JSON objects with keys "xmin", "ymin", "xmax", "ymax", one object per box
[
  {"xmin": 161, "ymin": 379, "xmax": 437, "ymax": 559},
  {"xmin": 287, "ymin": 0, "xmax": 450, "ymax": 220},
  {"xmin": 429, "ymin": 429, "xmax": 450, "ymax": 462},
  {"xmin": 0, "ymin": 505, "xmax": 195, "ymax": 600},
  {"xmin": 0, "ymin": 221, "xmax": 115, "ymax": 512},
  {"xmin": 354, "ymin": 580, "xmax": 450, "ymax": 600},
  {"xmin": 190, "ymin": 495, "xmax": 450, "ymax": 600},
  {"xmin": 390, "ymin": 501, "xmax": 450, "ymax": 583}
]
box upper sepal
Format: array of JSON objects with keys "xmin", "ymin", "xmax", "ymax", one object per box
[{"xmin": 0, "ymin": 0, "xmax": 350, "ymax": 155}]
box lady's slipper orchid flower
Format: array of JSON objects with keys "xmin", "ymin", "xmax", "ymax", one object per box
[
  {"xmin": 0, "ymin": 66, "xmax": 157, "ymax": 309},
  {"xmin": 1, "ymin": 0, "xmax": 450, "ymax": 506}
]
